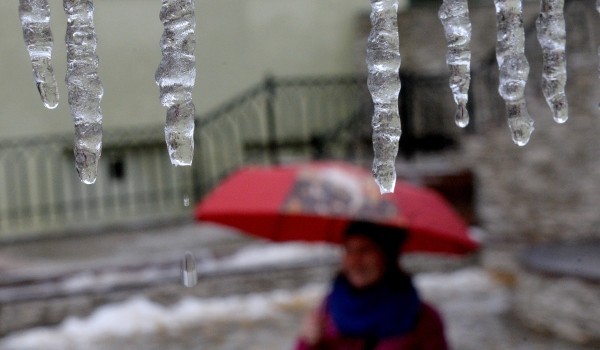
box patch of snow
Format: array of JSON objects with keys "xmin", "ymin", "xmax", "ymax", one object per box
[
  {"xmin": 214, "ymin": 242, "xmax": 340, "ymax": 269},
  {"xmin": 0, "ymin": 284, "xmax": 326, "ymax": 350}
]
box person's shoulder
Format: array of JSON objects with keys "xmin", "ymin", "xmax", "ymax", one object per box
[
  {"xmin": 421, "ymin": 302, "xmax": 442, "ymax": 317},
  {"xmin": 417, "ymin": 301, "xmax": 445, "ymax": 330},
  {"xmin": 413, "ymin": 302, "xmax": 450, "ymax": 350}
]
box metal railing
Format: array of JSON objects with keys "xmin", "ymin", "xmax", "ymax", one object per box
[
  {"xmin": 194, "ymin": 75, "xmax": 367, "ymax": 194},
  {"xmin": 0, "ymin": 75, "xmax": 366, "ymax": 241},
  {"xmin": 0, "ymin": 65, "xmax": 503, "ymax": 241}
]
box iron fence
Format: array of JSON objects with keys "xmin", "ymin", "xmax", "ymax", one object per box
[
  {"xmin": 0, "ymin": 75, "xmax": 366, "ymax": 241},
  {"xmin": 0, "ymin": 67, "xmax": 502, "ymax": 241}
]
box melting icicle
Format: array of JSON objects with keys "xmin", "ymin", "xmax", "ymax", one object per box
[
  {"xmin": 438, "ymin": 0, "xmax": 472, "ymax": 128},
  {"xmin": 183, "ymin": 193, "xmax": 190, "ymax": 207},
  {"xmin": 19, "ymin": 0, "xmax": 59, "ymax": 109},
  {"xmin": 156, "ymin": 0, "xmax": 196, "ymax": 166},
  {"xmin": 494, "ymin": 0, "xmax": 534, "ymax": 146},
  {"xmin": 368, "ymin": 0, "xmax": 401, "ymax": 194},
  {"xmin": 536, "ymin": 0, "xmax": 568, "ymax": 123},
  {"xmin": 64, "ymin": 0, "xmax": 103, "ymax": 184},
  {"xmin": 181, "ymin": 251, "xmax": 197, "ymax": 287}
]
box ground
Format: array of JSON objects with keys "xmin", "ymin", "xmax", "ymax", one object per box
[{"xmin": 0, "ymin": 222, "xmax": 597, "ymax": 350}]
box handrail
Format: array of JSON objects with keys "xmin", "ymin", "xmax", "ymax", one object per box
[{"xmin": 0, "ymin": 74, "xmax": 367, "ymax": 241}]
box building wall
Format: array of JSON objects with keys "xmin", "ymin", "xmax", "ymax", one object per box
[
  {"xmin": 0, "ymin": 0, "xmax": 374, "ymax": 140},
  {"xmin": 462, "ymin": 0, "xmax": 600, "ymax": 242}
]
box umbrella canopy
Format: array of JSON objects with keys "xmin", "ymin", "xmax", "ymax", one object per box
[{"xmin": 195, "ymin": 161, "xmax": 479, "ymax": 255}]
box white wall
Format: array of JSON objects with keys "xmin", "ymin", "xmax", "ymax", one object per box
[{"xmin": 0, "ymin": 0, "xmax": 373, "ymax": 139}]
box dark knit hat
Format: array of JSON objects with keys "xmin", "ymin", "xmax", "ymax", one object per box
[{"xmin": 344, "ymin": 220, "xmax": 408, "ymax": 265}]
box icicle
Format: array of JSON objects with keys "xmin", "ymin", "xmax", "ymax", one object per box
[
  {"xmin": 64, "ymin": 0, "xmax": 103, "ymax": 184},
  {"xmin": 156, "ymin": 0, "xmax": 196, "ymax": 166},
  {"xmin": 181, "ymin": 251, "xmax": 197, "ymax": 287},
  {"xmin": 438, "ymin": 0, "xmax": 472, "ymax": 128},
  {"xmin": 368, "ymin": 0, "xmax": 401, "ymax": 194},
  {"xmin": 536, "ymin": 0, "xmax": 568, "ymax": 123},
  {"xmin": 19, "ymin": 0, "xmax": 59, "ymax": 109},
  {"xmin": 494, "ymin": 0, "xmax": 534, "ymax": 146}
]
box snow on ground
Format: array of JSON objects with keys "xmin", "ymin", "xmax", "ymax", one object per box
[
  {"xmin": 0, "ymin": 284, "xmax": 326, "ymax": 350},
  {"xmin": 208, "ymin": 242, "xmax": 341, "ymax": 269},
  {"xmin": 0, "ymin": 242, "xmax": 340, "ymax": 300},
  {"xmin": 0, "ymin": 266, "xmax": 506, "ymax": 350},
  {"xmin": 1, "ymin": 242, "xmax": 593, "ymax": 350}
]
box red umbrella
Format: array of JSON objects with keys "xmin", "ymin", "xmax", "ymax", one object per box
[{"xmin": 195, "ymin": 161, "xmax": 478, "ymax": 255}]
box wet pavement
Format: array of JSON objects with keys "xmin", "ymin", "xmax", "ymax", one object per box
[
  {"xmin": 0, "ymin": 220, "xmax": 249, "ymax": 279},
  {"xmin": 0, "ymin": 221, "xmax": 597, "ymax": 350}
]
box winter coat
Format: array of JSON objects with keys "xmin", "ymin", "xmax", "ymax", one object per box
[{"xmin": 294, "ymin": 301, "xmax": 449, "ymax": 350}]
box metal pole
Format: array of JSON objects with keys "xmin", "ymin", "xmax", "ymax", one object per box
[{"xmin": 264, "ymin": 76, "xmax": 280, "ymax": 165}]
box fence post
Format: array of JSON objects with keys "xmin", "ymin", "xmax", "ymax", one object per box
[
  {"xmin": 264, "ymin": 76, "xmax": 280, "ymax": 165},
  {"xmin": 191, "ymin": 118, "xmax": 205, "ymax": 201},
  {"xmin": 399, "ymin": 73, "xmax": 415, "ymax": 159},
  {"xmin": 466, "ymin": 70, "xmax": 476, "ymax": 133}
]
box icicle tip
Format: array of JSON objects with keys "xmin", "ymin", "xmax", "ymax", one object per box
[
  {"xmin": 372, "ymin": 163, "xmax": 396, "ymax": 194},
  {"xmin": 455, "ymin": 103, "xmax": 470, "ymax": 128},
  {"xmin": 74, "ymin": 149, "xmax": 99, "ymax": 184}
]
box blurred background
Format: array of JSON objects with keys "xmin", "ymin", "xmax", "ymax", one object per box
[{"xmin": 0, "ymin": 0, "xmax": 598, "ymax": 349}]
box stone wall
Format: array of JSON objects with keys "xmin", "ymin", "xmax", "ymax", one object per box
[
  {"xmin": 514, "ymin": 270, "xmax": 600, "ymax": 345},
  {"xmin": 460, "ymin": 0, "xmax": 600, "ymax": 242},
  {"xmin": 353, "ymin": 0, "xmax": 599, "ymax": 243}
]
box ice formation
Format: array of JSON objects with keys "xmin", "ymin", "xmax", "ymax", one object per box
[
  {"xmin": 13, "ymin": 0, "xmax": 591, "ymax": 186},
  {"xmin": 367, "ymin": 0, "xmax": 402, "ymax": 194},
  {"xmin": 155, "ymin": 0, "xmax": 197, "ymax": 166},
  {"xmin": 438, "ymin": 0, "xmax": 472, "ymax": 128},
  {"xmin": 181, "ymin": 252, "xmax": 197, "ymax": 287},
  {"xmin": 19, "ymin": 0, "xmax": 59, "ymax": 109},
  {"xmin": 536, "ymin": 0, "xmax": 568, "ymax": 123},
  {"xmin": 64, "ymin": 0, "xmax": 104, "ymax": 184},
  {"xmin": 494, "ymin": 0, "xmax": 534, "ymax": 146}
]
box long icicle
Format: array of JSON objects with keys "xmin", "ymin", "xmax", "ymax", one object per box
[
  {"xmin": 439, "ymin": 0, "xmax": 472, "ymax": 128},
  {"xmin": 64, "ymin": 0, "xmax": 103, "ymax": 184},
  {"xmin": 156, "ymin": 0, "xmax": 196, "ymax": 166},
  {"xmin": 368, "ymin": 0, "xmax": 401, "ymax": 194},
  {"xmin": 19, "ymin": 0, "xmax": 59, "ymax": 109},
  {"xmin": 536, "ymin": 0, "xmax": 568, "ymax": 123},
  {"xmin": 494, "ymin": 0, "xmax": 534, "ymax": 146}
]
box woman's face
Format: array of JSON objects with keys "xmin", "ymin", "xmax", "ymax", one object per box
[{"xmin": 341, "ymin": 235, "xmax": 387, "ymax": 289}]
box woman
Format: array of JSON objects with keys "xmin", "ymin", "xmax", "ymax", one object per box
[{"xmin": 295, "ymin": 221, "xmax": 449, "ymax": 350}]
